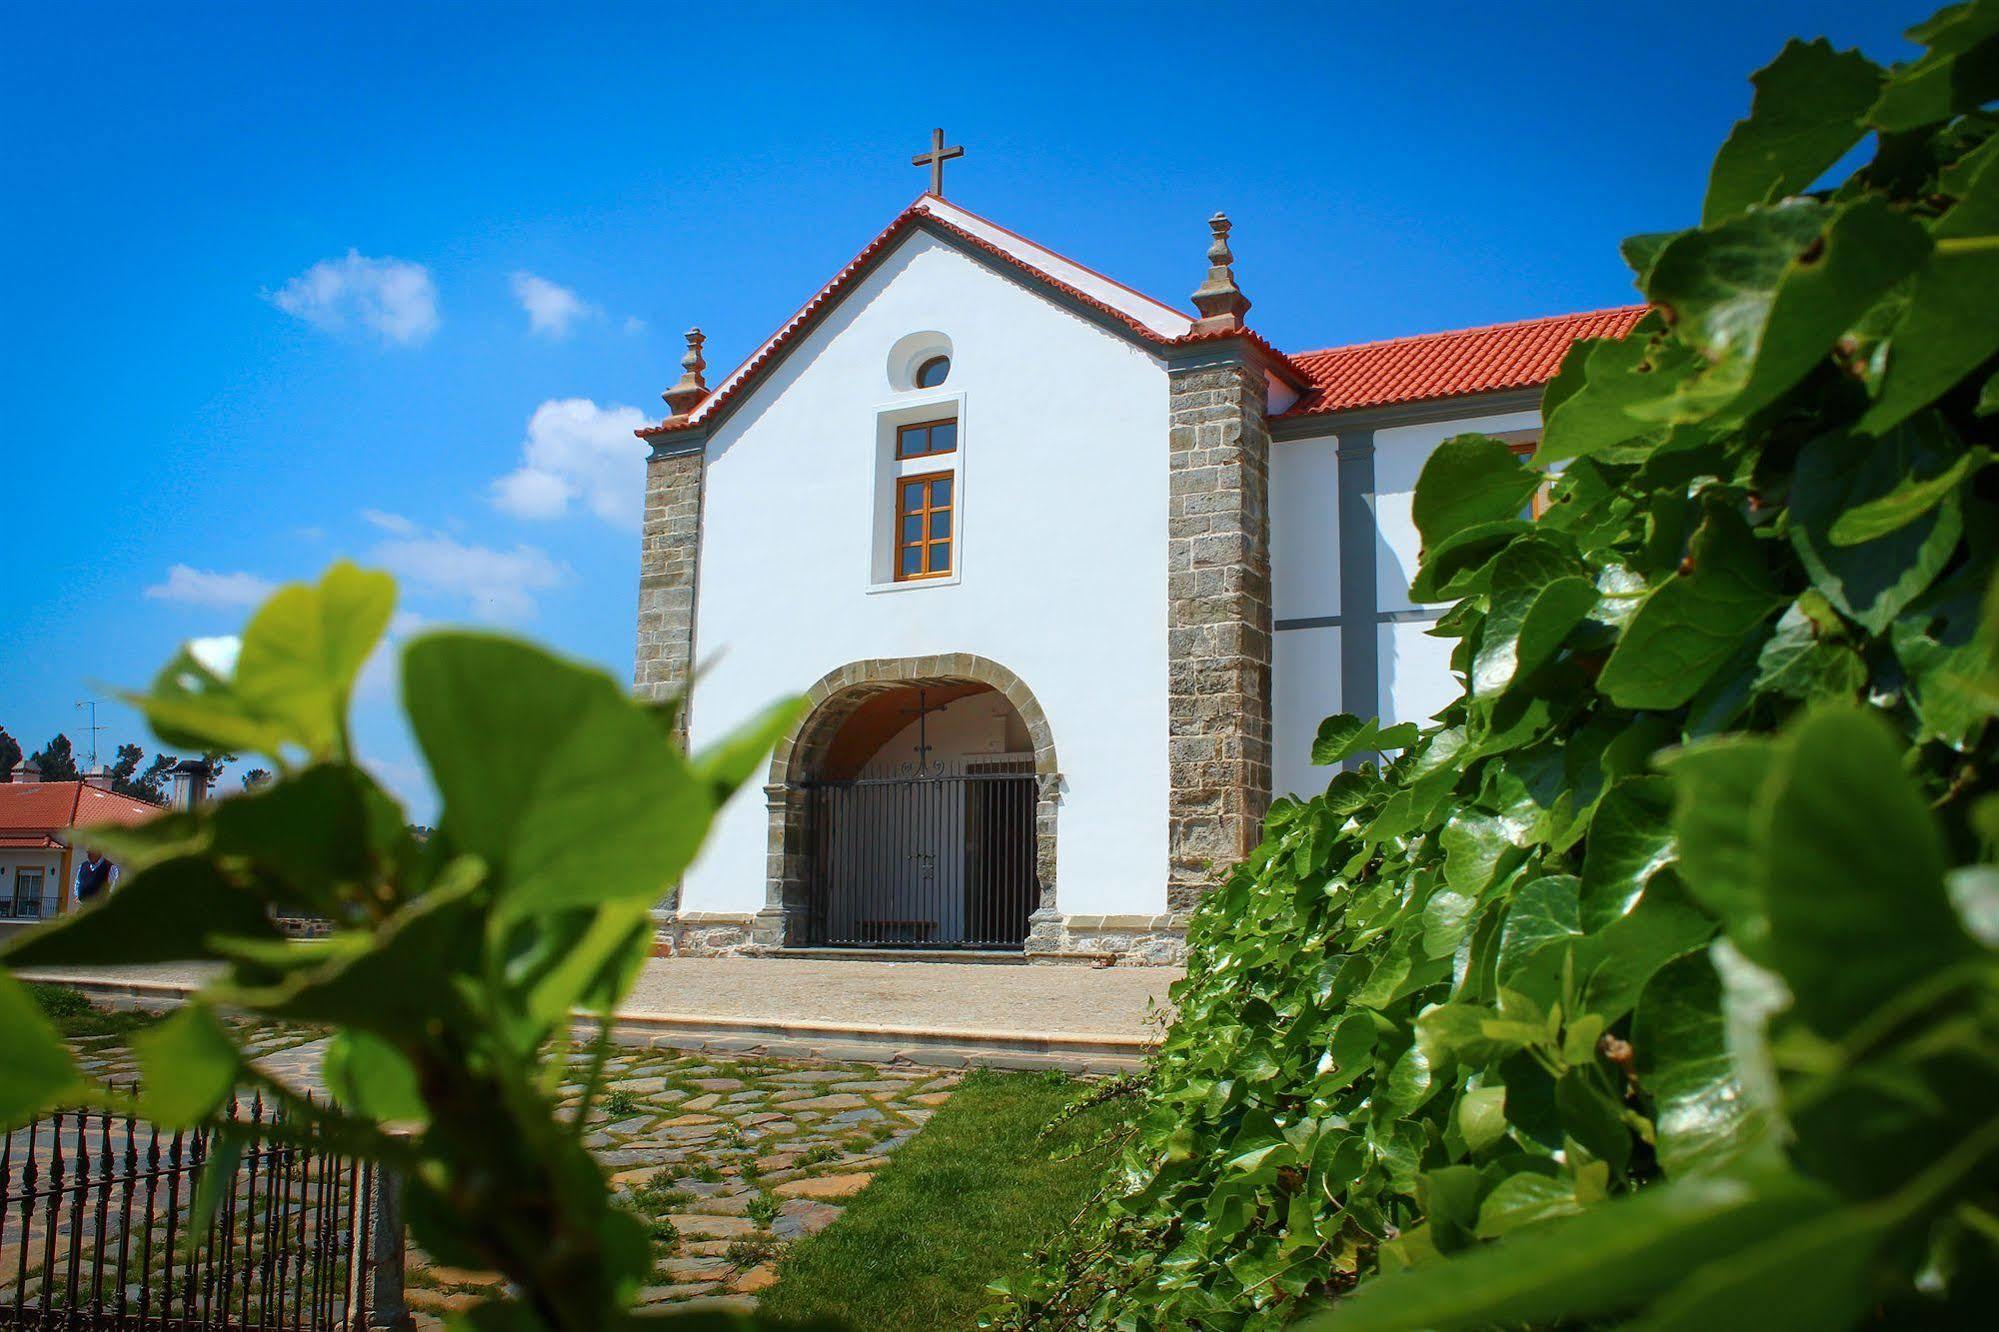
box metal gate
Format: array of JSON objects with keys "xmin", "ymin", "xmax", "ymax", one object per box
[
  {"xmin": 0, "ymin": 1094, "xmax": 375, "ymax": 1330},
  {"xmin": 804, "ymin": 766, "xmax": 1038, "ymax": 949}
]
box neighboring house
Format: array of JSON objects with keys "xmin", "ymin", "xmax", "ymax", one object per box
[
  {"xmin": 0, "ymin": 759, "xmax": 168, "ymax": 931},
  {"xmin": 634, "ymin": 173, "xmax": 1644, "ymax": 964}
]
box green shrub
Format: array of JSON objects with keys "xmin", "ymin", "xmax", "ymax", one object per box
[
  {"xmin": 997, "ymin": 6, "xmax": 1999, "ymax": 1328},
  {"xmin": 748, "ymin": 1191, "xmax": 782, "ymax": 1227},
  {"xmin": 598, "ymin": 1088, "xmax": 642, "ymax": 1118}
]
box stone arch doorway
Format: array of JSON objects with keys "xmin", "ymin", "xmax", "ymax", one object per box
[{"xmin": 754, "ymin": 654, "xmax": 1060, "ymax": 952}]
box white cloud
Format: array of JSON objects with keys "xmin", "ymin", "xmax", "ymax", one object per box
[
  {"xmin": 491, "ymin": 398, "xmax": 650, "ymax": 528},
  {"xmin": 269, "ymin": 251, "xmax": 439, "ymax": 345},
  {"xmin": 368, "ymin": 515, "xmax": 564, "ymax": 621},
  {"xmin": 146, "ymin": 565, "xmax": 276, "ymax": 609},
  {"xmin": 510, "ymin": 271, "xmax": 594, "ymax": 338},
  {"xmin": 361, "ymin": 508, "xmax": 418, "ymax": 536},
  {"xmin": 622, "ymin": 315, "xmax": 647, "ymax": 335}
]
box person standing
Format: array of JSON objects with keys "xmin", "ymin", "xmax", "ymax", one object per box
[{"xmin": 73, "ymin": 850, "xmax": 117, "ymax": 904}]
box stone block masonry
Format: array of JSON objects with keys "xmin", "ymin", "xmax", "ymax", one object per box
[
  {"xmin": 637, "ymin": 438, "xmax": 705, "ymax": 921},
  {"xmin": 1164, "ymin": 351, "xmax": 1273, "ymax": 915},
  {"xmin": 636, "ymin": 443, "xmax": 705, "ymax": 723}
]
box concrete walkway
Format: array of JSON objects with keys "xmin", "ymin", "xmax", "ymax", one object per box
[{"xmin": 15, "ymin": 955, "xmax": 1182, "ymax": 1072}]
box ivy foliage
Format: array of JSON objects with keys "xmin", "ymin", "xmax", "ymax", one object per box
[
  {"xmin": 0, "ymin": 564, "xmax": 803, "ymax": 1331},
  {"xmin": 995, "ymin": 6, "xmax": 1999, "ymax": 1328}
]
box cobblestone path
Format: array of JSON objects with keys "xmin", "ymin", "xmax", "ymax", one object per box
[{"xmin": 33, "ymin": 1026, "xmax": 957, "ymax": 1321}]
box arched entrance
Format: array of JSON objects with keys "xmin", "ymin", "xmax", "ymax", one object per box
[{"xmin": 757, "ymin": 654, "xmax": 1059, "ymax": 952}]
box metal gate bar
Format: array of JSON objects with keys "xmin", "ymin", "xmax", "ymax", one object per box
[
  {"xmin": 804, "ymin": 769, "xmax": 1037, "ymax": 949},
  {"xmin": 0, "ymin": 1093, "xmax": 373, "ymax": 1330}
]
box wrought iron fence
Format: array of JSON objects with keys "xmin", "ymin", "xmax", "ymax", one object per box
[
  {"xmin": 804, "ymin": 765, "xmax": 1039, "ymax": 949},
  {"xmin": 0, "ymin": 1092, "xmax": 375, "ymax": 1330}
]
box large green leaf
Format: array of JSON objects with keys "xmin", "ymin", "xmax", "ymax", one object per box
[
  {"xmin": 1868, "ymin": 0, "xmax": 1999, "ymax": 131},
  {"xmin": 1859, "ymin": 138, "xmax": 1999, "ymax": 434},
  {"xmin": 1641, "ymin": 198, "xmax": 1931, "ymax": 424},
  {"xmin": 1893, "ymin": 559, "xmax": 1999, "ymax": 749},
  {"xmin": 1658, "ymin": 736, "xmax": 1777, "ymax": 959},
  {"xmin": 1632, "ymin": 1203, "xmax": 1888, "ymax": 1331},
  {"xmin": 1579, "ymin": 777, "xmax": 1677, "ymax": 929},
  {"xmin": 1312, "ymin": 714, "xmax": 1420, "ymax": 766},
  {"xmin": 1597, "ymin": 505, "xmax": 1779, "ymax": 709},
  {"xmin": 231, "ymin": 562, "xmax": 395, "ymax": 759},
  {"xmin": 134, "ymin": 1004, "xmax": 240, "ymax": 1128},
  {"xmin": 1471, "ymin": 540, "xmax": 1599, "ymax": 698},
  {"xmin": 1759, "ymin": 707, "xmax": 1974, "ymax": 1034},
  {"xmin": 1410, "ymin": 437, "xmax": 1543, "ymax": 552},
  {"xmin": 1635, "ymin": 953, "xmax": 1770, "ymax": 1177},
  {"xmin": 1, "ymin": 856, "xmax": 284, "ymax": 967},
  {"xmin": 403, "ymin": 633, "xmax": 713, "ymax": 915},
  {"xmin": 1305, "ymin": 1171, "xmax": 1838, "ymax": 1331},
  {"xmin": 129, "ymin": 563, "xmax": 394, "ymax": 762},
  {"xmin": 1704, "ymin": 38, "xmax": 1884, "ymax": 225},
  {"xmin": 0, "ymin": 973, "xmax": 78, "ymax": 1127},
  {"xmin": 1751, "ymin": 596, "xmax": 1868, "ymax": 700},
  {"xmin": 1790, "ymin": 419, "xmax": 1966, "ymax": 633}
]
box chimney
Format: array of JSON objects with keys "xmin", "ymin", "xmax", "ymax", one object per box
[
  {"xmin": 83, "ymin": 766, "xmax": 114, "ymax": 791},
  {"xmin": 169, "ymin": 759, "xmax": 211, "ymax": 811},
  {"xmin": 661, "ymin": 327, "xmax": 710, "ymax": 419},
  {"xmin": 1190, "ymin": 212, "xmax": 1251, "ymax": 334},
  {"xmin": 10, "ymin": 759, "xmax": 40, "ymax": 784}
]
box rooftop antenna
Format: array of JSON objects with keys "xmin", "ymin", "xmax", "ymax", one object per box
[{"xmin": 74, "ymin": 698, "xmax": 105, "ymax": 771}]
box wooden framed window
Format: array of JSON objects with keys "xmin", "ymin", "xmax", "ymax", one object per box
[
  {"xmin": 896, "ymin": 418, "xmax": 958, "ymax": 460},
  {"xmin": 1506, "ymin": 436, "xmax": 1552, "ymax": 519},
  {"xmin": 895, "ymin": 471, "xmax": 954, "ymax": 580}
]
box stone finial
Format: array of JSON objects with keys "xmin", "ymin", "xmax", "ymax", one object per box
[
  {"xmin": 662, "ymin": 327, "xmax": 709, "ymax": 417},
  {"xmin": 1190, "ymin": 211, "xmax": 1252, "ymax": 334}
]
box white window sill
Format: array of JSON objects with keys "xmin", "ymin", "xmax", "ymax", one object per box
[{"xmin": 866, "ymin": 572, "xmax": 962, "ymax": 595}]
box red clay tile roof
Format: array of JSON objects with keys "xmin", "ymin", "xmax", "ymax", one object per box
[
  {"xmin": 1278, "ymin": 306, "xmax": 1650, "ymax": 418},
  {"xmin": 0, "ymin": 781, "xmax": 164, "ymax": 836},
  {"xmin": 0, "ymin": 834, "xmax": 62, "ymax": 849}
]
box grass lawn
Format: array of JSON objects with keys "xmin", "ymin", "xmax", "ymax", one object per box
[
  {"xmin": 24, "ymin": 982, "xmax": 154, "ymax": 1041},
  {"xmin": 757, "ymin": 1067, "xmax": 1133, "ymax": 1331}
]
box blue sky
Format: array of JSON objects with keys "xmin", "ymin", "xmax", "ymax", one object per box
[{"xmin": 0, "ymin": 0, "xmax": 1925, "ymax": 817}]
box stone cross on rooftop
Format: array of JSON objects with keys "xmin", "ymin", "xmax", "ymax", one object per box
[{"xmin": 912, "ymin": 127, "xmax": 964, "ymax": 197}]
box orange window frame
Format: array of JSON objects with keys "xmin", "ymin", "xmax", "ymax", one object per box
[
  {"xmin": 894, "ymin": 470, "xmax": 954, "ymax": 581},
  {"xmin": 896, "ymin": 417, "xmax": 958, "ymax": 460},
  {"xmin": 1507, "ymin": 437, "xmax": 1552, "ymax": 519}
]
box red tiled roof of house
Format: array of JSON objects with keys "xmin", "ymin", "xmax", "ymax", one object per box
[
  {"xmin": 1278, "ymin": 306, "xmax": 1650, "ymax": 418},
  {"xmin": 0, "ymin": 781, "xmax": 164, "ymax": 836}
]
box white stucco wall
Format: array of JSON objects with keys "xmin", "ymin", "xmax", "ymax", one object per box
[
  {"xmin": 680, "ymin": 231, "xmax": 1172, "ymax": 920},
  {"xmin": 1269, "ymin": 406, "xmax": 1541, "ymax": 795},
  {"xmin": 1269, "ymin": 433, "xmax": 1341, "ymax": 799}
]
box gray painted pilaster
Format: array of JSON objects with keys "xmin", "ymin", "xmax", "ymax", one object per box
[{"xmin": 1335, "ymin": 429, "xmax": 1379, "ymax": 745}]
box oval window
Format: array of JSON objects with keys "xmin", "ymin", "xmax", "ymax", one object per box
[{"xmin": 915, "ymin": 355, "xmax": 951, "ymax": 388}]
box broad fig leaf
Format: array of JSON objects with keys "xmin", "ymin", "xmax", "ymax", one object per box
[
  {"xmin": 1635, "ymin": 953, "xmax": 1770, "ymax": 1177},
  {"xmin": 1474, "ymin": 1171, "xmax": 1581, "ymax": 1239},
  {"xmin": 134, "ymin": 1004, "xmax": 239, "ymax": 1128},
  {"xmin": 323, "ymin": 1030, "xmax": 429, "ymax": 1126},
  {"xmin": 1410, "ymin": 437, "xmax": 1543, "ymax": 552},
  {"xmin": 1704, "ymin": 38, "xmax": 1884, "ymax": 225},
  {"xmin": 1312, "ymin": 714, "xmax": 1419, "ymax": 766},
  {"xmin": 1632, "ymin": 1202, "xmax": 1889, "ymax": 1332},
  {"xmin": 404, "ymin": 633, "xmax": 712, "ymax": 915},
  {"xmin": 1658, "ymin": 737, "xmax": 1777, "ymax": 960},
  {"xmin": 1790, "ymin": 419, "xmax": 1965, "ymax": 633},
  {"xmin": 1641, "ymin": 198, "xmax": 1930, "ymax": 425},
  {"xmin": 1598, "ymin": 505, "xmax": 1779, "ymax": 709},
  {"xmin": 1750, "ymin": 598, "xmax": 1868, "ymax": 700},
  {"xmin": 1579, "ymin": 777, "xmax": 1677, "ymax": 929},
  {"xmin": 1471, "ymin": 539, "xmax": 1599, "ymax": 698},
  {"xmin": 691, "ymin": 695, "xmax": 806, "ymax": 802},
  {"xmin": 1, "ymin": 856, "xmax": 284, "ymax": 967},
  {"xmin": 1537, "ymin": 326, "xmax": 1702, "ymax": 466},
  {"xmin": 1759, "ymin": 707, "xmax": 1974, "ymax": 1035},
  {"xmin": 1859, "ymin": 137, "xmax": 1999, "ymax": 433},
  {"xmin": 1891, "ymin": 560, "xmax": 1998, "ymax": 749},
  {"xmin": 0, "ymin": 974, "xmax": 78, "ymax": 1127},
  {"xmin": 1828, "ymin": 446, "xmax": 1991, "ymax": 544},
  {"xmin": 231, "ymin": 562, "xmax": 395, "ymax": 759},
  {"xmin": 1578, "ymin": 873, "xmax": 1717, "ymax": 1023},
  {"xmin": 1494, "ymin": 875, "xmax": 1582, "ymax": 986},
  {"xmin": 1867, "ymin": 0, "xmax": 1999, "ymax": 131},
  {"xmin": 1305, "ymin": 1171, "xmax": 1838, "ymax": 1332}
]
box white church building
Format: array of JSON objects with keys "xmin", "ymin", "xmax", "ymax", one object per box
[{"xmin": 635, "ymin": 145, "xmax": 1641, "ymax": 963}]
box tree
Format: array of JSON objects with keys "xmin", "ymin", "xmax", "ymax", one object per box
[
  {"xmin": 130, "ymin": 753, "xmax": 177, "ymax": 804},
  {"xmin": 0, "ymin": 727, "xmax": 20, "ymax": 780},
  {"xmin": 29, "ymin": 734, "xmax": 78, "ymax": 782},
  {"xmin": 240, "ymin": 768, "xmax": 273, "ymax": 791}
]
